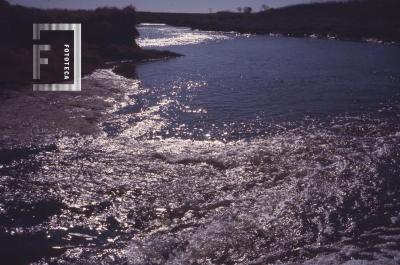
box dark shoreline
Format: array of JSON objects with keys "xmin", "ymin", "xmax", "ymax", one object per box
[
  {"xmin": 0, "ymin": 0, "xmax": 181, "ymax": 94},
  {"xmin": 136, "ymin": 0, "xmax": 400, "ymax": 45}
]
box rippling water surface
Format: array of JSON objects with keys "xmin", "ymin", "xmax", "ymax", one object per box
[{"xmin": 1, "ymin": 24, "xmax": 400, "ymax": 265}]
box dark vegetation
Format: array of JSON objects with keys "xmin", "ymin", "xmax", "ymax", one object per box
[
  {"xmin": 1, "ymin": 0, "xmax": 399, "ymax": 93},
  {"xmin": 0, "ymin": 0, "xmax": 179, "ymax": 92},
  {"xmin": 137, "ymin": 0, "xmax": 400, "ymax": 42}
]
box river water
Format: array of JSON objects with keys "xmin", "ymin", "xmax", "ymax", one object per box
[{"xmin": 1, "ymin": 24, "xmax": 400, "ymax": 265}]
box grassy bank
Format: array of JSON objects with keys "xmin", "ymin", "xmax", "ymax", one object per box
[
  {"xmin": 137, "ymin": 0, "xmax": 400, "ymax": 43},
  {"xmin": 0, "ymin": 0, "xmax": 180, "ymax": 93}
]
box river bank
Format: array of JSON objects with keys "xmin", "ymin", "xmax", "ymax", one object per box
[
  {"xmin": 0, "ymin": 0, "xmax": 180, "ymax": 95},
  {"xmin": 0, "ymin": 69, "xmax": 140, "ymax": 149},
  {"xmin": 136, "ymin": 0, "xmax": 400, "ymax": 45}
]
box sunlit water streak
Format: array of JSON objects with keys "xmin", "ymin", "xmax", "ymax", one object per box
[
  {"xmin": 0, "ymin": 24, "xmax": 400, "ymax": 265},
  {"xmin": 136, "ymin": 23, "xmax": 233, "ymax": 47}
]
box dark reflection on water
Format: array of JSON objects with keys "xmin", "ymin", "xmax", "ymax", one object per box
[{"xmin": 0, "ymin": 24, "xmax": 400, "ymax": 265}]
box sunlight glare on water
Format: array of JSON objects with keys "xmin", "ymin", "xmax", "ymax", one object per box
[
  {"xmin": 0, "ymin": 24, "xmax": 400, "ymax": 265},
  {"xmin": 136, "ymin": 23, "xmax": 232, "ymax": 47}
]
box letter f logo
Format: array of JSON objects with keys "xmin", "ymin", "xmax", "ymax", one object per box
[
  {"xmin": 32, "ymin": 23, "xmax": 81, "ymax": 91},
  {"xmin": 33, "ymin": 44, "xmax": 51, "ymax": 80}
]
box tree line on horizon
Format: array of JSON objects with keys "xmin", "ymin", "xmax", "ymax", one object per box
[{"xmin": 136, "ymin": 0, "xmax": 400, "ymax": 42}]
